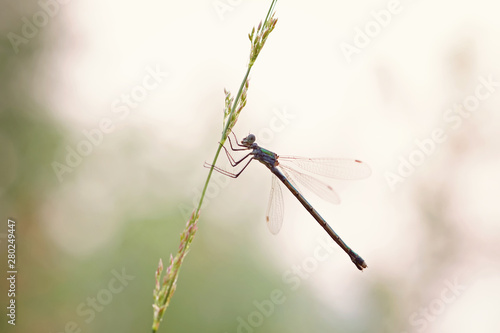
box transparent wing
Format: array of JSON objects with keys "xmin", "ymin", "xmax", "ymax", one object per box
[
  {"xmin": 280, "ymin": 165, "xmax": 341, "ymax": 204},
  {"xmin": 279, "ymin": 156, "xmax": 371, "ymax": 180},
  {"xmin": 266, "ymin": 175, "xmax": 284, "ymax": 235}
]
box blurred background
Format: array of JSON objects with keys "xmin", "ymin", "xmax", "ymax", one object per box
[{"xmin": 1, "ymin": 0, "xmax": 500, "ymax": 332}]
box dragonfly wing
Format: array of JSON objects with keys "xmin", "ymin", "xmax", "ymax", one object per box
[
  {"xmin": 280, "ymin": 165, "xmax": 341, "ymax": 204},
  {"xmin": 279, "ymin": 156, "xmax": 371, "ymax": 180},
  {"xmin": 266, "ymin": 175, "xmax": 284, "ymax": 235}
]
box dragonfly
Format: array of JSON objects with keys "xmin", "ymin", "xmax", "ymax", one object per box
[{"xmin": 207, "ymin": 132, "xmax": 371, "ymax": 270}]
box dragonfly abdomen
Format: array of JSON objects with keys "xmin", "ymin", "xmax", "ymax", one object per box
[{"xmin": 271, "ymin": 166, "xmax": 367, "ymax": 270}]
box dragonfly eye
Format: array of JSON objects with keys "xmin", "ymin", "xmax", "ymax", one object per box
[{"xmin": 241, "ymin": 134, "xmax": 256, "ymax": 146}]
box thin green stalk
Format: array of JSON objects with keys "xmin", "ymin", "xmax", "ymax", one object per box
[
  {"xmin": 196, "ymin": 66, "xmax": 251, "ymax": 215},
  {"xmin": 195, "ymin": 0, "xmax": 278, "ymax": 217},
  {"xmin": 151, "ymin": 2, "xmax": 278, "ymax": 332},
  {"xmin": 264, "ymin": 0, "xmax": 277, "ymax": 23}
]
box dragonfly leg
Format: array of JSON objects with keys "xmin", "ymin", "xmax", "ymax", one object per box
[
  {"xmin": 221, "ymin": 145, "xmax": 252, "ymax": 167},
  {"xmin": 204, "ymin": 156, "xmax": 254, "ymax": 178},
  {"xmin": 227, "ymin": 131, "xmax": 248, "ymax": 151},
  {"xmin": 203, "ymin": 163, "xmax": 238, "ymax": 178}
]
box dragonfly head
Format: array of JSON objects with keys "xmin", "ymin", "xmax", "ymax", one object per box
[{"xmin": 241, "ymin": 134, "xmax": 256, "ymax": 147}]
